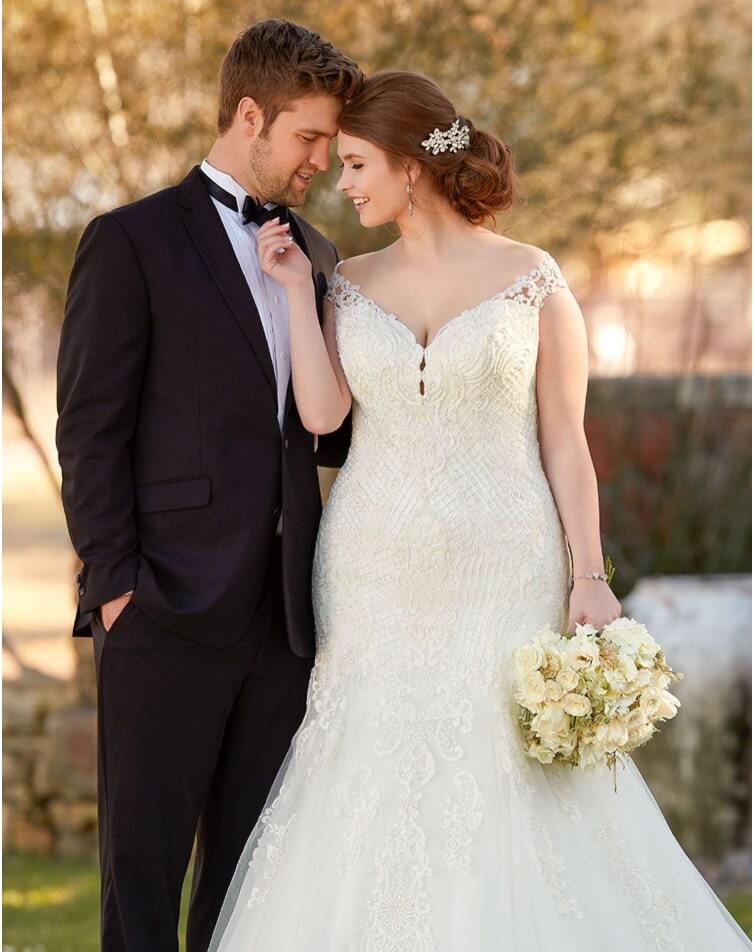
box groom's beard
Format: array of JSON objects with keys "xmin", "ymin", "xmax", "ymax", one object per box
[{"xmin": 248, "ymin": 138, "xmax": 306, "ymax": 208}]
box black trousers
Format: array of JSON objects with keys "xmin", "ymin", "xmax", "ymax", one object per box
[{"xmin": 92, "ymin": 536, "xmax": 313, "ymax": 951}]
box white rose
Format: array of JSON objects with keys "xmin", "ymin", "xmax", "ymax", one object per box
[
  {"xmin": 636, "ymin": 643, "xmax": 660, "ymax": 667},
  {"xmin": 655, "ymin": 690, "xmax": 681, "ymax": 720},
  {"xmin": 606, "ymin": 718, "xmax": 629, "ymax": 749},
  {"xmin": 633, "ymin": 669, "xmax": 653, "ymax": 689},
  {"xmin": 544, "ymin": 680, "xmax": 564, "ymax": 702},
  {"xmin": 639, "ymin": 686, "xmax": 663, "ymax": 717},
  {"xmin": 542, "ymin": 648, "xmax": 562, "ymax": 677},
  {"xmin": 532, "ymin": 702, "xmax": 570, "ymax": 738},
  {"xmin": 563, "ymin": 692, "xmax": 592, "ymax": 717},
  {"xmin": 535, "ymin": 625, "xmax": 562, "ymax": 649},
  {"xmin": 563, "ymin": 637, "xmax": 600, "ymax": 672},
  {"xmin": 574, "ymin": 622, "xmax": 600, "ymax": 638},
  {"xmin": 529, "ymin": 741, "xmax": 556, "ymax": 764},
  {"xmin": 515, "ymin": 642, "xmax": 545, "ymax": 676},
  {"xmin": 556, "ymin": 667, "xmax": 580, "ymax": 692},
  {"xmin": 516, "ymin": 670, "xmax": 547, "ymax": 710},
  {"xmin": 626, "ymin": 709, "xmax": 647, "ymax": 743},
  {"xmin": 604, "ymin": 667, "xmax": 629, "ymax": 693}
]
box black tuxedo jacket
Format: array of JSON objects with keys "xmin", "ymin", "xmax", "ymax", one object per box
[{"xmin": 56, "ymin": 165, "xmax": 351, "ymax": 654}]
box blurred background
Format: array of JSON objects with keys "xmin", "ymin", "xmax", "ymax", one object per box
[{"xmin": 3, "ymin": 0, "xmax": 751, "ymax": 947}]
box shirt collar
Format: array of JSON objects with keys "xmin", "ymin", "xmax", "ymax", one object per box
[{"xmin": 200, "ymin": 159, "xmax": 277, "ymax": 218}]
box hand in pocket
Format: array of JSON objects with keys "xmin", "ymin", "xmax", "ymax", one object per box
[{"xmin": 100, "ymin": 590, "xmax": 134, "ymax": 632}]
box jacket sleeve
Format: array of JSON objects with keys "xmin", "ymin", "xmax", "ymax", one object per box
[
  {"xmin": 314, "ymin": 240, "xmax": 352, "ymax": 469},
  {"xmin": 56, "ymin": 212, "xmax": 149, "ymax": 626}
]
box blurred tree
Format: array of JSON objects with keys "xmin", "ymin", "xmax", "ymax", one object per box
[
  {"xmin": 4, "ymin": 0, "xmax": 750, "ymax": 315},
  {"xmin": 2, "ymin": 0, "xmax": 750, "ymax": 716}
]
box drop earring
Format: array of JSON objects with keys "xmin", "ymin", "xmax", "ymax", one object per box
[{"xmin": 407, "ymin": 180, "xmax": 415, "ymax": 217}]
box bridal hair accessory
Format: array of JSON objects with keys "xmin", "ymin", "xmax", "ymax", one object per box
[{"xmin": 421, "ymin": 117, "xmax": 471, "ymax": 155}]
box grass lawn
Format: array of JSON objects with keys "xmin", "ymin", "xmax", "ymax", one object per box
[
  {"xmin": 2, "ymin": 852, "xmax": 752, "ymax": 949},
  {"xmin": 2, "ymin": 853, "xmax": 191, "ymax": 951}
]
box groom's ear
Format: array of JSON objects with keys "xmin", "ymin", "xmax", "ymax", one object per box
[{"xmin": 236, "ymin": 96, "xmax": 265, "ymax": 139}]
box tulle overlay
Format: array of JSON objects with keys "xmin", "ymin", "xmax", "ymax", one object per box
[{"xmin": 209, "ymin": 254, "xmax": 750, "ymax": 950}]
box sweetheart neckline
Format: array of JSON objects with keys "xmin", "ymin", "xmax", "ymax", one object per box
[{"xmin": 331, "ymin": 252, "xmax": 554, "ymax": 353}]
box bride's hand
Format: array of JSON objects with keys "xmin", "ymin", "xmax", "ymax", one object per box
[
  {"xmin": 567, "ymin": 579, "xmax": 622, "ymax": 633},
  {"xmin": 256, "ymin": 219, "xmax": 311, "ymax": 290}
]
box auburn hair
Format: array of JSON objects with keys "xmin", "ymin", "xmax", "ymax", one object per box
[{"xmin": 338, "ymin": 70, "xmax": 517, "ymax": 226}]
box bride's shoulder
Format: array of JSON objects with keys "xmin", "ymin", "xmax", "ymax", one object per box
[
  {"xmin": 333, "ymin": 247, "xmax": 396, "ymax": 286},
  {"xmin": 489, "ymin": 237, "xmax": 555, "ymax": 274}
]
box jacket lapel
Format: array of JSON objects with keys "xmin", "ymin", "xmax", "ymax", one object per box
[{"xmin": 177, "ymin": 166, "xmax": 277, "ymax": 397}]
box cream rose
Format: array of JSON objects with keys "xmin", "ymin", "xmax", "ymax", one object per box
[
  {"xmin": 515, "ymin": 642, "xmax": 545, "ymax": 676},
  {"xmin": 556, "ymin": 667, "xmax": 580, "ymax": 692},
  {"xmin": 517, "ymin": 670, "xmax": 547, "ymax": 709},
  {"xmin": 544, "ymin": 680, "xmax": 564, "ymax": 702},
  {"xmin": 563, "ymin": 692, "xmax": 592, "ymax": 717}
]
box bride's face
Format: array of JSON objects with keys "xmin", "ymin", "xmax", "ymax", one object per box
[{"xmin": 336, "ymin": 132, "xmax": 414, "ymax": 228}]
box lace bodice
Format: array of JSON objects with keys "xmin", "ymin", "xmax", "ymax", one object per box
[
  {"xmin": 324, "ymin": 252, "xmax": 568, "ymax": 458},
  {"xmin": 313, "ymin": 250, "xmax": 573, "ymax": 686}
]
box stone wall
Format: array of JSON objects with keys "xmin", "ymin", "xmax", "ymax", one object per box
[{"xmin": 3, "ymin": 657, "xmax": 98, "ymax": 857}]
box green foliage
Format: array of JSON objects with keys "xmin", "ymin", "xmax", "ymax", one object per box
[{"xmin": 725, "ymin": 891, "xmax": 754, "ymax": 938}]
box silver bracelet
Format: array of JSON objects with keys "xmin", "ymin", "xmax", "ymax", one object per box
[{"xmin": 573, "ymin": 571, "xmax": 608, "ymax": 582}]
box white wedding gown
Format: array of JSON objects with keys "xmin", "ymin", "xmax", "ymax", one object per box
[{"xmin": 209, "ymin": 253, "xmax": 750, "ymax": 951}]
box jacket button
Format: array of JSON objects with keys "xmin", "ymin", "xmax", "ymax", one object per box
[
  {"xmin": 273, "ymin": 506, "xmax": 281, "ymax": 518},
  {"xmin": 283, "ymin": 438, "xmax": 289, "ymax": 450}
]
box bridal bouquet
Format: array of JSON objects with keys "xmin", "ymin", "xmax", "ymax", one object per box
[{"xmin": 513, "ymin": 614, "xmax": 683, "ymax": 789}]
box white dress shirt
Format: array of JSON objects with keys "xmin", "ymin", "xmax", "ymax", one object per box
[
  {"xmin": 200, "ymin": 159, "xmax": 291, "ymax": 429},
  {"xmin": 201, "ymin": 159, "xmax": 289, "ymax": 534}
]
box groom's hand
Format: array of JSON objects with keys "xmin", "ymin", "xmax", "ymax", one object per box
[{"xmin": 100, "ymin": 590, "xmax": 134, "ymax": 632}]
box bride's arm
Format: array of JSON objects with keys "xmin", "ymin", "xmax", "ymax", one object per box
[
  {"xmin": 286, "ymin": 285, "xmax": 352, "ymax": 434},
  {"xmin": 256, "ymin": 220, "xmax": 352, "ymax": 435},
  {"xmin": 535, "ymin": 287, "xmax": 622, "ymax": 629}
]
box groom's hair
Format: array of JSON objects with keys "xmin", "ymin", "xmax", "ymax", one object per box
[{"xmin": 218, "ymin": 19, "xmax": 363, "ymax": 135}]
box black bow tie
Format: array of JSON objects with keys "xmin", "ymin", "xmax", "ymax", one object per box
[{"xmin": 198, "ymin": 168, "xmax": 290, "ymax": 227}]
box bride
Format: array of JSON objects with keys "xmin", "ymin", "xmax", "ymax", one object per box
[{"xmin": 209, "ymin": 70, "xmax": 750, "ymax": 950}]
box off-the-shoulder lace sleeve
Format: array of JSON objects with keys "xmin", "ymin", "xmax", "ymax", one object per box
[
  {"xmin": 502, "ymin": 252, "xmax": 568, "ymax": 311},
  {"xmin": 325, "ymin": 261, "xmax": 352, "ymax": 307}
]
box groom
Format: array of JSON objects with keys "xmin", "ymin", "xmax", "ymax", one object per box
[{"xmin": 56, "ymin": 18, "xmax": 362, "ymax": 951}]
